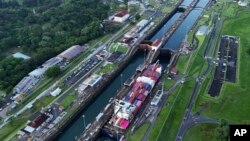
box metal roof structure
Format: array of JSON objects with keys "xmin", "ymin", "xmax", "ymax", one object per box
[
  {"xmin": 12, "ymin": 52, "xmax": 31, "ymax": 60},
  {"xmin": 58, "ymin": 45, "xmax": 85, "ymax": 60}
]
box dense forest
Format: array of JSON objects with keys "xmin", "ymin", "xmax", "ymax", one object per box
[{"xmin": 0, "ymin": 0, "xmax": 120, "ymax": 93}]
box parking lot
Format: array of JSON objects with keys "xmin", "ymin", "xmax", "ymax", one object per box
[
  {"xmin": 107, "ymin": 52, "xmax": 123, "ymax": 63},
  {"xmin": 64, "ymin": 57, "xmax": 101, "ymax": 86},
  {"xmin": 225, "ymin": 37, "xmax": 238, "ymax": 83},
  {"xmin": 208, "ymin": 36, "xmax": 238, "ymax": 97}
]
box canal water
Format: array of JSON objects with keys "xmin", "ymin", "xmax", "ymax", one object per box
[
  {"xmin": 150, "ymin": 12, "xmax": 182, "ymax": 41},
  {"xmin": 180, "ymin": 0, "xmax": 193, "ymax": 7},
  {"xmin": 163, "ymin": 9, "xmax": 202, "ymax": 49},
  {"xmin": 163, "ymin": 0, "xmax": 209, "ymax": 50},
  {"xmin": 56, "ymin": 0, "xmax": 209, "ymax": 140}
]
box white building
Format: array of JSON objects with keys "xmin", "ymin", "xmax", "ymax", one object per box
[
  {"xmin": 124, "ymin": 19, "xmax": 149, "ymax": 38},
  {"xmin": 113, "ymin": 11, "xmax": 130, "ymax": 23},
  {"xmin": 83, "ymin": 74, "xmax": 102, "ymax": 87},
  {"xmin": 58, "ymin": 45, "xmax": 85, "ymax": 60},
  {"xmin": 50, "ymin": 88, "xmax": 62, "ymax": 97},
  {"xmin": 196, "ymin": 25, "xmax": 209, "ymax": 36},
  {"xmin": 29, "ymin": 68, "xmax": 46, "ymax": 78},
  {"xmin": 29, "ymin": 57, "xmax": 62, "ymax": 78},
  {"xmin": 13, "ymin": 76, "xmax": 39, "ymax": 94},
  {"xmin": 238, "ymin": 0, "xmax": 248, "ymax": 6}
]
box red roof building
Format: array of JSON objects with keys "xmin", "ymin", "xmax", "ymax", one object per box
[
  {"xmin": 28, "ymin": 113, "xmax": 49, "ymax": 128},
  {"xmin": 152, "ymin": 39, "xmax": 162, "ymax": 47},
  {"xmin": 115, "ymin": 11, "xmax": 127, "ymax": 17},
  {"xmin": 113, "ymin": 10, "xmax": 130, "ymax": 23},
  {"xmin": 170, "ymin": 67, "xmax": 178, "ymax": 75}
]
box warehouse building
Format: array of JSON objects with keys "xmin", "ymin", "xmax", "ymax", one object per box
[
  {"xmin": 58, "ymin": 45, "xmax": 85, "ymax": 60},
  {"xmin": 113, "ymin": 11, "xmax": 130, "ymax": 23},
  {"xmin": 29, "ymin": 57, "xmax": 62, "ymax": 78},
  {"xmin": 13, "ymin": 76, "xmax": 39, "ymax": 94},
  {"xmin": 83, "ymin": 74, "xmax": 102, "ymax": 87}
]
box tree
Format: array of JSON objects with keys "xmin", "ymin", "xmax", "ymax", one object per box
[
  {"xmin": 247, "ymin": 48, "xmax": 250, "ymax": 56},
  {"xmin": 124, "ymin": 0, "xmax": 128, "ymax": 10},
  {"xmin": 135, "ymin": 13, "xmax": 141, "ymax": 21},
  {"xmin": 45, "ymin": 65, "xmax": 61, "ymax": 78},
  {"xmin": 0, "ymin": 0, "xmax": 111, "ymax": 93},
  {"xmin": 215, "ymin": 120, "xmax": 229, "ymax": 141}
]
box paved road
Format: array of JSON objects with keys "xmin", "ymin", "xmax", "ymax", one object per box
[{"xmin": 176, "ymin": 112, "xmax": 219, "ymax": 140}]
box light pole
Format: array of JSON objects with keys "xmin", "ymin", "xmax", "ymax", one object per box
[
  {"xmin": 144, "ymin": 48, "xmax": 146, "ymax": 63},
  {"xmin": 116, "ymin": 129, "xmax": 119, "ymax": 141},
  {"xmin": 82, "ymin": 115, "xmax": 86, "ymax": 130}
]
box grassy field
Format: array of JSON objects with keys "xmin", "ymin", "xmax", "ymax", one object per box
[
  {"xmin": 157, "ymin": 80, "xmax": 196, "ymax": 141},
  {"xmin": 183, "ymin": 123, "xmax": 220, "ymax": 141},
  {"xmin": 163, "ymin": 77, "xmax": 175, "ymax": 89},
  {"xmin": 222, "ymin": 3, "xmax": 239, "ymax": 18},
  {"xmin": 186, "ymin": 35, "xmax": 207, "ymax": 78},
  {"xmin": 175, "ymin": 55, "xmax": 190, "ymax": 74},
  {"xmin": 0, "ymin": 118, "xmax": 26, "ymax": 141},
  {"xmin": 127, "ymin": 123, "xmax": 150, "ymax": 141},
  {"xmin": 148, "ymin": 85, "xmax": 180, "ymax": 141},
  {"xmin": 162, "ymin": 6, "xmax": 172, "ymax": 14},
  {"xmin": 110, "ymin": 43, "xmax": 128, "ymax": 53},
  {"xmin": 60, "ymin": 94, "xmax": 76, "ymax": 109},
  {"xmin": 97, "ymin": 63, "xmax": 116, "ymax": 74},
  {"xmin": 194, "ymin": 10, "xmax": 250, "ymax": 123}
]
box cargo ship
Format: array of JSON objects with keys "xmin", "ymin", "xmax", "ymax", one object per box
[{"xmin": 102, "ymin": 62, "xmax": 162, "ymax": 140}]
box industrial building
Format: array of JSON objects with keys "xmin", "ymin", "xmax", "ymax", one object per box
[
  {"xmin": 29, "ymin": 57, "xmax": 62, "ymax": 78},
  {"xmin": 83, "ymin": 74, "xmax": 102, "ymax": 87},
  {"xmin": 78, "ymin": 74, "xmax": 102, "ymax": 93},
  {"xmin": 109, "ymin": 11, "xmax": 130, "ymax": 23},
  {"xmin": 124, "ymin": 19, "xmax": 149, "ymax": 38},
  {"xmin": 50, "ymin": 88, "xmax": 62, "ymax": 97},
  {"xmin": 13, "ymin": 76, "xmax": 39, "ymax": 94},
  {"xmin": 120, "ymin": 19, "xmax": 150, "ymax": 46},
  {"xmin": 196, "ymin": 25, "xmax": 208, "ymax": 36},
  {"xmin": 58, "ymin": 45, "xmax": 85, "ymax": 60}
]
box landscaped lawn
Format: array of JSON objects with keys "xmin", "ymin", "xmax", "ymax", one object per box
[
  {"xmin": 156, "ymin": 80, "xmax": 196, "ymax": 141},
  {"xmin": 127, "ymin": 123, "xmax": 150, "ymax": 141},
  {"xmin": 110, "ymin": 43, "xmax": 128, "ymax": 53},
  {"xmin": 60, "ymin": 94, "xmax": 76, "ymax": 109},
  {"xmin": 175, "ymin": 55, "xmax": 190, "ymax": 74},
  {"xmin": 183, "ymin": 123, "xmax": 220, "ymax": 141},
  {"xmin": 97, "ymin": 63, "xmax": 116, "ymax": 74},
  {"xmin": 149, "ymin": 101, "xmax": 171, "ymax": 141}
]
